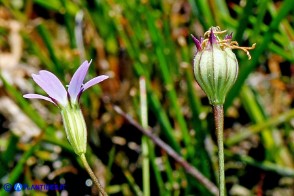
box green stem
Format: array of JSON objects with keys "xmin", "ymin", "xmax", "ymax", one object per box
[
  {"xmin": 213, "ymin": 105, "xmax": 225, "ymax": 196},
  {"xmin": 140, "ymin": 77, "xmax": 150, "ymax": 196},
  {"xmin": 80, "ymin": 154, "xmax": 107, "ymax": 196}
]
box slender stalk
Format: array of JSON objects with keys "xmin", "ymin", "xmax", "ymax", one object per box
[
  {"xmin": 140, "ymin": 77, "xmax": 150, "ymax": 196},
  {"xmin": 80, "ymin": 154, "xmax": 107, "ymax": 196},
  {"xmin": 213, "ymin": 105, "xmax": 225, "ymax": 196}
]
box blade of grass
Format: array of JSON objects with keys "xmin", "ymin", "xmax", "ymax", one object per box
[
  {"xmin": 232, "ymin": 5, "xmax": 294, "ymax": 61},
  {"xmin": 139, "ymin": 77, "xmax": 150, "ymax": 196},
  {"xmin": 239, "ymin": 85, "xmax": 293, "ymax": 167},
  {"xmin": 147, "ymin": 86, "xmax": 181, "ymax": 152},
  {"xmin": 0, "ymin": 73, "xmax": 47, "ymax": 129},
  {"xmin": 60, "ymin": 0, "xmax": 77, "ymax": 48},
  {"xmin": 226, "ymin": 108, "xmax": 294, "ymax": 146},
  {"xmin": 36, "ymin": 22, "xmax": 63, "ymax": 75},
  {"xmin": 114, "ymin": 106, "xmax": 219, "ymax": 195},
  {"xmin": 225, "ymin": 0, "xmax": 294, "ymax": 108},
  {"xmin": 33, "ymin": 0, "xmax": 62, "ymax": 11},
  {"xmin": 0, "ymin": 137, "xmax": 40, "ymax": 196},
  {"xmin": 181, "ymin": 38, "xmax": 214, "ymax": 194},
  {"xmin": 162, "ymin": 152, "xmax": 178, "ymax": 192},
  {"xmin": 251, "ymin": 0, "xmax": 270, "ymax": 43},
  {"xmin": 234, "ymin": 0, "xmax": 255, "ymax": 43},
  {"xmin": 144, "ymin": 8, "xmax": 193, "ymax": 158},
  {"xmin": 123, "ymin": 169, "xmax": 143, "ymax": 196},
  {"xmin": 33, "ymin": 0, "xmax": 78, "ymax": 15},
  {"xmin": 87, "ymin": 3, "xmax": 182, "ymax": 193},
  {"xmin": 0, "ymin": 134, "xmax": 18, "ymax": 178},
  {"xmin": 225, "ymin": 150, "xmax": 294, "ymax": 177},
  {"xmin": 1, "ymin": 0, "xmax": 26, "ymax": 22},
  {"xmin": 192, "ymin": 0, "xmax": 215, "ymax": 29},
  {"xmin": 102, "ymin": 5, "xmax": 181, "ymax": 152},
  {"xmin": 148, "ymin": 144, "xmax": 168, "ymax": 195},
  {"xmin": 23, "ymin": 33, "xmax": 55, "ymax": 70}
]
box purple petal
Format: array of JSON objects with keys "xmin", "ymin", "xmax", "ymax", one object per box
[
  {"xmin": 82, "ymin": 75, "xmax": 109, "ymax": 92},
  {"xmin": 209, "ymin": 28, "xmax": 217, "ymax": 45},
  {"xmin": 200, "ymin": 37, "xmax": 204, "ymax": 44},
  {"xmin": 191, "ymin": 34, "xmax": 201, "ymax": 51},
  {"xmin": 225, "ymin": 32, "xmax": 233, "ymax": 40},
  {"xmin": 23, "ymin": 94, "xmax": 56, "ymax": 105},
  {"xmin": 68, "ymin": 60, "xmax": 91, "ymax": 102},
  {"xmin": 32, "ymin": 71, "xmax": 68, "ymax": 106}
]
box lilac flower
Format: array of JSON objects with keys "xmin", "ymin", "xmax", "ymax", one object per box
[
  {"xmin": 23, "ymin": 60, "xmax": 108, "ymax": 155},
  {"xmin": 23, "ymin": 60, "xmax": 109, "ymax": 107}
]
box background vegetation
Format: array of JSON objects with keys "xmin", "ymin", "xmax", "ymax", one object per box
[{"xmin": 0, "ymin": 0, "xmax": 293, "ymax": 195}]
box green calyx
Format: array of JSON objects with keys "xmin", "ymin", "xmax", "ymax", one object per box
[{"xmin": 61, "ymin": 105, "xmax": 87, "ymax": 156}]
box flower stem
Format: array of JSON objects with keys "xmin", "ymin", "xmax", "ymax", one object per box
[
  {"xmin": 140, "ymin": 77, "xmax": 151, "ymax": 196},
  {"xmin": 80, "ymin": 153, "xmax": 107, "ymax": 196},
  {"xmin": 213, "ymin": 105, "xmax": 225, "ymax": 196}
]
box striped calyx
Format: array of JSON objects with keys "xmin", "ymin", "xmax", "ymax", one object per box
[
  {"xmin": 191, "ymin": 27, "xmax": 239, "ymax": 105},
  {"xmin": 61, "ymin": 104, "xmax": 87, "ymax": 155}
]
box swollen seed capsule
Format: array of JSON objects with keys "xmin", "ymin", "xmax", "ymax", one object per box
[{"xmin": 192, "ymin": 27, "xmax": 255, "ymax": 105}]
